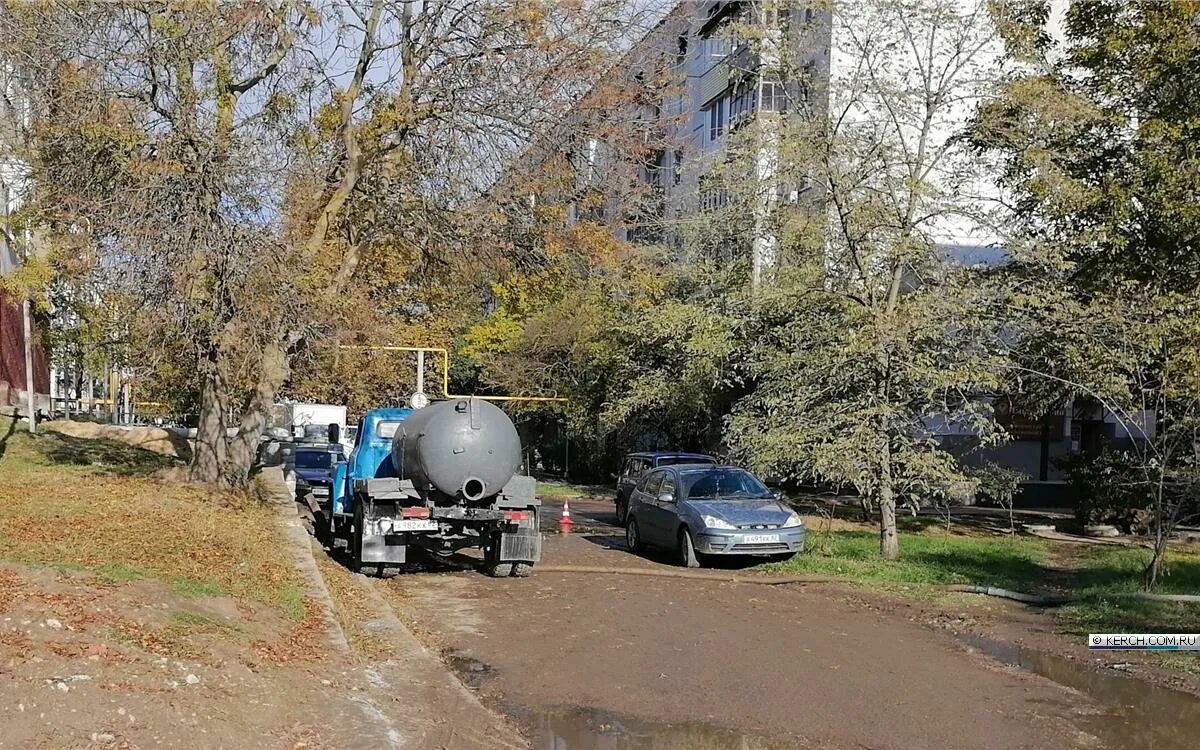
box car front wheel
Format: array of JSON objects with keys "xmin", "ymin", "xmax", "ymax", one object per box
[
  {"xmin": 677, "ymin": 527, "xmax": 701, "ymax": 569},
  {"xmin": 615, "ymin": 497, "xmax": 628, "ymax": 526},
  {"xmin": 626, "ymin": 518, "xmax": 644, "ymax": 555}
]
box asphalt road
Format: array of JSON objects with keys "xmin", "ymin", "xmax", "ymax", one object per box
[{"xmin": 384, "ymin": 498, "xmax": 1133, "ymax": 750}]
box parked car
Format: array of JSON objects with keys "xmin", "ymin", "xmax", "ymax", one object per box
[
  {"xmin": 624, "ymin": 464, "xmax": 804, "ymax": 567},
  {"xmin": 294, "ymin": 443, "xmax": 346, "ymax": 501},
  {"xmin": 615, "ymin": 451, "xmax": 715, "ymax": 525}
]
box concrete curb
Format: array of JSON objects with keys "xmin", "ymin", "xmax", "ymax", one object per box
[
  {"xmin": 259, "ymin": 466, "xmax": 352, "ymax": 657},
  {"xmin": 348, "ymin": 575, "xmax": 529, "ymax": 750}
]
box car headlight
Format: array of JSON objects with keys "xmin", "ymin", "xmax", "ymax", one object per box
[
  {"xmin": 782, "ymin": 512, "xmax": 804, "ymax": 528},
  {"xmin": 702, "ymin": 515, "xmax": 736, "ymax": 530}
]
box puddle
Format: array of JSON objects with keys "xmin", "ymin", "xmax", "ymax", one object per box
[
  {"xmin": 443, "ymin": 649, "xmax": 498, "ymax": 689},
  {"xmin": 962, "ymin": 634, "xmax": 1200, "ymax": 749},
  {"xmin": 523, "ymin": 705, "xmax": 801, "ymax": 750}
]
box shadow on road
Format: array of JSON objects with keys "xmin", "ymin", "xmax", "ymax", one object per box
[{"xmin": 578, "ymin": 532, "xmax": 774, "ymax": 571}]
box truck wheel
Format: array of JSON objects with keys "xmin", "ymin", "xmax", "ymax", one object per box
[
  {"xmin": 484, "ymin": 562, "xmax": 513, "ymax": 577},
  {"xmin": 510, "ymin": 563, "xmax": 533, "ymax": 578}
]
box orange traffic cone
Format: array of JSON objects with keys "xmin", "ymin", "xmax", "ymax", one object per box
[{"xmin": 559, "ymin": 498, "xmax": 574, "ymax": 534}]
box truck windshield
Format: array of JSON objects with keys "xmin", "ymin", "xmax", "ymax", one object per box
[
  {"xmin": 377, "ymin": 421, "xmax": 403, "ymax": 439},
  {"xmin": 295, "ymin": 451, "xmax": 332, "ymax": 469}
]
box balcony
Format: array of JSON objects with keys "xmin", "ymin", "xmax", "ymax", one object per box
[
  {"xmin": 727, "ymin": 43, "xmax": 760, "ymax": 76},
  {"xmin": 696, "ymin": 61, "xmax": 729, "ymax": 106}
]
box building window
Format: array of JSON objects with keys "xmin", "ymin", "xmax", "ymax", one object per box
[
  {"xmin": 672, "ymin": 149, "xmax": 683, "ymax": 186},
  {"xmin": 699, "ymin": 174, "xmax": 730, "ymax": 212},
  {"xmin": 729, "ymin": 79, "xmax": 758, "ymax": 126},
  {"xmin": 676, "ymin": 35, "xmax": 688, "ymax": 65},
  {"xmin": 761, "ymin": 80, "xmax": 787, "ymax": 112},
  {"xmin": 701, "ymin": 35, "xmax": 729, "ymax": 62},
  {"xmin": 646, "ymin": 149, "xmax": 665, "ymax": 189},
  {"xmin": 800, "ymin": 61, "xmax": 816, "ymax": 104},
  {"xmin": 706, "ymin": 94, "xmax": 727, "ymax": 141}
]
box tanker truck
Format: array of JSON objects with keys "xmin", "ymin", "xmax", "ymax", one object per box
[{"xmin": 328, "ymin": 399, "xmax": 541, "ymax": 577}]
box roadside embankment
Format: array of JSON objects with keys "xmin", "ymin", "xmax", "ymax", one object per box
[{"xmin": 0, "ymin": 416, "xmax": 529, "ymax": 749}]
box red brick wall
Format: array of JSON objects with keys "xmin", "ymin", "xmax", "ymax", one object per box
[{"xmin": 0, "ymin": 285, "xmax": 50, "ymax": 398}]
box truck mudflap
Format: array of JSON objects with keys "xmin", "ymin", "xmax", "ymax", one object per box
[
  {"xmin": 499, "ymin": 527, "xmax": 541, "ymax": 563},
  {"xmin": 361, "ymin": 533, "xmax": 407, "ymax": 564}
]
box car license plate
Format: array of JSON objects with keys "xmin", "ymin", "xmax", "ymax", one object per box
[
  {"xmin": 743, "ymin": 534, "xmax": 780, "ymax": 544},
  {"xmin": 312, "ymin": 487, "xmax": 329, "ymax": 497},
  {"xmin": 392, "ymin": 519, "xmax": 438, "ymax": 532}
]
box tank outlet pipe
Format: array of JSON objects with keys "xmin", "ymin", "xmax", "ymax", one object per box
[{"xmin": 461, "ymin": 476, "xmax": 486, "ymax": 501}]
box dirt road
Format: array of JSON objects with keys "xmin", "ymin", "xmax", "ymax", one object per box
[{"xmin": 386, "ymin": 498, "xmax": 1199, "ymax": 750}]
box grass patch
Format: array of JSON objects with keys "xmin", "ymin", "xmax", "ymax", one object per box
[
  {"xmin": 170, "ymin": 610, "xmax": 229, "ymax": 630},
  {"xmin": 768, "ymin": 523, "xmax": 1200, "ymax": 633},
  {"xmin": 277, "ymin": 582, "xmax": 307, "ymax": 621},
  {"xmin": 0, "ymin": 416, "xmax": 305, "ymax": 618},
  {"xmin": 536, "ymin": 478, "xmax": 612, "ymax": 500},
  {"xmin": 768, "ymin": 529, "xmax": 1049, "ymax": 591},
  {"xmin": 97, "ymin": 562, "xmax": 149, "ymax": 584},
  {"xmin": 1058, "ymin": 597, "xmax": 1200, "ymax": 634},
  {"xmin": 0, "ymin": 417, "xmax": 177, "ymax": 476},
  {"xmin": 170, "ymin": 578, "xmax": 225, "ymax": 598},
  {"xmin": 1071, "ymin": 545, "xmax": 1200, "ymax": 596}
]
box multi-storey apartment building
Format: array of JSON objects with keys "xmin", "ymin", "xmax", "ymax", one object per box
[{"xmin": 552, "ymin": 1, "xmax": 1149, "ymax": 492}]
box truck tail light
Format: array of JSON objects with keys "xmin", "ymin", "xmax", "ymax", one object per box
[
  {"xmin": 401, "ymin": 507, "xmax": 431, "ymax": 519},
  {"xmin": 504, "ymin": 511, "xmax": 530, "ymax": 521}
]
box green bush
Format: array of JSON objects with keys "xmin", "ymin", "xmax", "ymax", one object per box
[{"xmin": 1059, "ymin": 451, "xmax": 1150, "ymax": 532}]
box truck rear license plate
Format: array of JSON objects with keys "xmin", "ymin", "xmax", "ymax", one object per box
[
  {"xmin": 744, "ymin": 534, "xmax": 780, "ymax": 544},
  {"xmin": 392, "ymin": 519, "xmax": 438, "ymax": 532}
]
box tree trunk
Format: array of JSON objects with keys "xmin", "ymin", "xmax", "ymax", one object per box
[
  {"xmin": 226, "ymin": 339, "xmax": 292, "ymax": 484},
  {"xmin": 878, "ymin": 442, "xmax": 900, "ymax": 560},
  {"xmin": 1145, "ymin": 536, "xmax": 1166, "ymax": 591},
  {"xmin": 190, "ymin": 352, "xmax": 230, "ymax": 484}
]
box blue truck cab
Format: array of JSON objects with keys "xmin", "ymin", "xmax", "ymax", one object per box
[{"xmin": 331, "ymin": 407, "xmax": 412, "ymax": 517}]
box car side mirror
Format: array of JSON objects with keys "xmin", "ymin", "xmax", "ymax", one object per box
[
  {"xmin": 610, "ymin": 472, "xmax": 619, "ymax": 480},
  {"xmin": 658, "ymin": 492, "xmax": 675, "ymax": 504}
]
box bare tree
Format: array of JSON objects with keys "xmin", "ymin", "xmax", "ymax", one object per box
[{"xmin": 1, "ymin": 0, "xmax": 652, "ymax": 485}]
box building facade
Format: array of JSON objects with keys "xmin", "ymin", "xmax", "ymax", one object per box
[
  {"xmin": 551, "ymin": 1, "xmax": 1127, "ymax": 492},
  {"xmin": 0, "ymin": 61, "xmax": 50, "ymax": 415}
]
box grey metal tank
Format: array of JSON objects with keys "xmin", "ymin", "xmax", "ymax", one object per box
[{"xmin": 391, "ymin": 398, "xmax": 522, "ymax": 502}]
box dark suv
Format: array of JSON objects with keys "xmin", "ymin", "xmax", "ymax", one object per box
[
  {"xmin": 614, "ymin": 451, "xmax": 715, "ymax": 525},
  {"xmin": 293, "ymin": 443, "xmax": 346, "ymax": 502}
]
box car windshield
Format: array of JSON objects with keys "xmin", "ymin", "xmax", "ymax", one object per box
[
  {"xmin": 680, "ymin": 468, "xmax": 770, "ymax": 499},
  {"xmin": 656, "ymin": 456, "xmax": 715, "ymax": 467},
  {"xmin": 295, "ymin": 450, "xmax": 332, "ymax": 469}
]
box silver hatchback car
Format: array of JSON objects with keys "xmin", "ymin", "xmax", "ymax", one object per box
[{"xmin": 624, "ymin": 464, "xmax": 805, "ymax": 567}]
